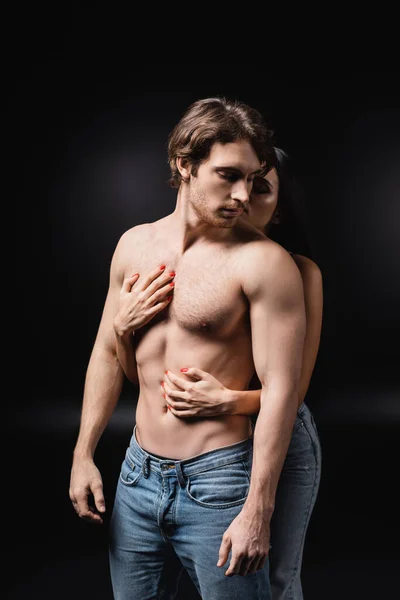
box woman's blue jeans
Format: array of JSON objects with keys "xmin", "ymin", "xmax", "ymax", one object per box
[
  {"xmin": 268, "ymin": 401, "xmax": 322, "ymax": 600},
  {"xmin": 109, "ymin": 427, "xmax": 271, "ymax": 599}
]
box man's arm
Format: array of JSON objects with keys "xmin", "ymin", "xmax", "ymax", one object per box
[
  {"xmin": 227, "ymin": 256, "xmax": 323, "ymax": 414},
  {"xmin": 69, "ymin": 230, "xmax": 133, "ymax": 523},
  {"xmin": 244, "ymin": 244, "xmax": 306, "ymax": 513},
  {"xmin": 217, "ymin": 241, "xmax": 306, "ymax": 576}
]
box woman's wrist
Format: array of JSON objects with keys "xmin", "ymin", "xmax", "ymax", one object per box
[
  {"xmin": 221, "ymin": 388, "xmax": 240, "ymax": 415},
  {"xmin": 113, "ymin": 315, "xmax": 135, "ymax": 338}
]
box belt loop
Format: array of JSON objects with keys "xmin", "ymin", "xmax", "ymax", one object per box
[
  {"xmin": 142, "ymin": 454, "xmax": 150, "ymax": 478},
  {"xmin": 175, "ymin": 461, "xmax": 186, "ymax": 488}
]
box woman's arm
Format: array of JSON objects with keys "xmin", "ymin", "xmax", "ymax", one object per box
[
  {"xmin": 113, "ymin": 266, "xmax": 175, "ymax": 385},
  {"xmin": 114, "ymin": 327, "xmax": 139, "ymax": 386},
  {"xmin": 163, "ymin": 256, "xmax": 323, "ymax": 417},
  {"xmin": 295, "ymin": 256, "xmax": 323, "ymax": 403}
]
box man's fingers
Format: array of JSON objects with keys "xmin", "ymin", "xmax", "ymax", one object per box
[
  {"xmin": 224, "ymin": 553, "xmax": 243, "ymax": 577},
  {"xmin": 92, "ymin": 485, "xmax": 106, "ymax": 514},
  {"xmin": 248, "ymin": 555, "xmax": 267, "ymax": 575},
  {"xmin": 239, "ymin": 556, "xmax": 258, "ymax": 577},
  {"xmin": 217, "ymin": 535, "xmax": 231, "ymax": 568},
  {"xmin": 80, "ymin": 506, "xmax": 104, "ymax": 524},
  {"xmin": 71, "ymin": 495, "xmax": 103, "ymax": 524}
]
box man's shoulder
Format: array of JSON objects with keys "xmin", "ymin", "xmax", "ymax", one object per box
[
  {"xmin": 239, "ymin": 238, "xmax": 303, "ymax": 299},
  {"xmin": 111, "ymin": 222, "xmax": 158, "ymax": 273},
  {"xmin": 118, "ymin": 222, "xmax": 156, "ymax": 247},
  {"xmin": 239, "ymin": 236, "xmax": 293, "ymax": 271}
]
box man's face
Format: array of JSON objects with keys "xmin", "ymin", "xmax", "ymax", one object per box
[{"xmin": 188, "ymin": 141, "xmax": 261, "ymax": 228}]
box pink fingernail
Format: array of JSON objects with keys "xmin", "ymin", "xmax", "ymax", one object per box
[{"xmin": 181, "ymin": 368, "xmax": 188, "ymax": 372}]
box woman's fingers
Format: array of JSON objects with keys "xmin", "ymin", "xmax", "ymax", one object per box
[
  {"xmin": 145, "ymin": 268, "xmax": 176, "ymax": 298},
  {"xmin": 165, "ymin": 395, "xmax": 196, "ymax": 417},
  {"xmin": 165, "ymin": 370, "xmax": 192, "ymax": 390},
  {"xmin": 137, "ymin": 265, "xmax": 175, "ymax": 299},
  {"xmin": 139, "ymin": 265, "xmax": 168, "ymax": 291},
  {"xmin": 121, "ymin": 273, "xmax": 139, "ymax": 293},
  {"xmin": 146, "ymin": 295, "xmax": 173, "ymax": 318},
  {"xmin": 147, "ymin": 282, "xmax": 175, "ymax": 306},
  {"xmin": 163, "ymin": 383, "xmax": 187, "ymax": 400},
  {"xmin": 179, "ymin": 367, "xmax": 205, "ymax": 381},
  {"xmin": 165, "ymin": 397, "xmax": 193, "ymax": 410}
]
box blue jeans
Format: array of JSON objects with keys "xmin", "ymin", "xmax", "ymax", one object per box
[
  {"xmin": 268, "ymin": 402, "xmax": 322, "ymax": 600},
  {"xmin": 109, "ymin": 427, "xmax": 271, "ymax": 600}
]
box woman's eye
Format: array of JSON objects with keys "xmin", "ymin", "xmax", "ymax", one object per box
[{"xmin": 252, "ymin": 179, "xmax": 270, "ymax": 194}]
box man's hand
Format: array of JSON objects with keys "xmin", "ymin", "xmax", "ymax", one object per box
[
  {"xmin": 69, "ymin": 458, "xmax": 106, "ymax": 525},
  {"xmin": 217, "ymin": 509, "xmax": 270, "ymax": 576}
]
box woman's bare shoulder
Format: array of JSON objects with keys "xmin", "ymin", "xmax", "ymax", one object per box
[{"xmin": 290, "ymin": 253, "xmax": 322, "ymax": 281}]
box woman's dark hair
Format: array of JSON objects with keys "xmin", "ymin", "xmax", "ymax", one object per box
[{"xmin": 265, "ymin": 147, "xmax": 315, "ymax": 260}]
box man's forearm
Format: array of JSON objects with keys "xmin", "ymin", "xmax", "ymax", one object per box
[
  {"xmin": 73, "ymin": 345, "xmax": 125, "ymax": 459},
  {"xmin": 244, "ymin": 387, "xmax": 299, "ymax": 517}
]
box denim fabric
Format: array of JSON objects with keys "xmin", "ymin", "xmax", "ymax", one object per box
[
  {"xmin": 268, "ymin": 402, "xmax": 322, "ymax": 600},
  {"xmin": 109, "ymin": 427, "xmax": 271, "ymax": 600}
]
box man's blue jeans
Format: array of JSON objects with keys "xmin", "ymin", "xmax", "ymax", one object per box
[{"xmin": 109, "ymin": 427, "xmax": 271, "ymax": 599}]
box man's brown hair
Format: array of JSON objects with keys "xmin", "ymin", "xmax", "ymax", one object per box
[{"xmin": 168, "ymin": 97, "xmax": 275, "ymax": 188}]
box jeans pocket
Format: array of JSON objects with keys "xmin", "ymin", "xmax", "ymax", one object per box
[
  {"xmin": 119, "ymin": 454, "xmax": 142, "ymax": 487},
  {"xmin": 286, "ymin": 419, "xmax": 315, "ymax": 462},
  {"xmin": 186, "ymin": 460, "xmax": 250, "ymax": 509}
]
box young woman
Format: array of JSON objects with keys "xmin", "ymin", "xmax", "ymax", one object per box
[{"xmin": 114, "ymin": 148, "xmax": 323, "ymax": 600}]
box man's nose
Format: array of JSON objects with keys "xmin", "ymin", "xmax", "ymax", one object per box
[{"xmin": 231, "ymin": 182, "xmax": 250, "ymax": 205}]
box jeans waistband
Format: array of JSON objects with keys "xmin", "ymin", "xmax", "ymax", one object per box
[{"xmin": 127, "ymin": 425, "xmax": 253, "ymax": 487}]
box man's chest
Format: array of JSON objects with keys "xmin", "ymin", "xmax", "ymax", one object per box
[{"xmin": 127, "ymin": 247, "xmax": 247, "ymax": 335}]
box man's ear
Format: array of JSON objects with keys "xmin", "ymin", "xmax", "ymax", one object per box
[{"xmin": 176, "ymin": 157, "xmax": 191, "ymax": 182}]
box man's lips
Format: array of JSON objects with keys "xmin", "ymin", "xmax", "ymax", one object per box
[{"xmin": 221, "ymin": 207, "xmax": 244, "ymax": 216}]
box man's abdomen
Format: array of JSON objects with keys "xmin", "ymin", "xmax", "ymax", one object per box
[{"xmin": 135, "ymin": 397, "xmax": 252, "ymax": 459}]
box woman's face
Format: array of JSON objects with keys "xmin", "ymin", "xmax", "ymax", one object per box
[{"xmin": 242, "ymin": 167, "xmax": 279, "ymax": 232}]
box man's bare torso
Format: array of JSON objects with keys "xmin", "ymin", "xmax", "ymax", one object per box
[{"xmin": 121, "ymin": 216, "xmax": 267, "ymax": 459}]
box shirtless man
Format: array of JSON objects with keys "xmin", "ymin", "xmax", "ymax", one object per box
[{"xmin": 69, "ymin": 97, "xmax": 306, "ymax": 600}]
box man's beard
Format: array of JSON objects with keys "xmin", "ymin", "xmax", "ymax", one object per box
[{"xmin": 189, "ymin": 186, "xmax": 235, "ymax": 229}]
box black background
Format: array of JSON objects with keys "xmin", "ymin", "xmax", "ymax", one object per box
[{"xmin": 8, "ymin": 35, "xmax": 400, "ymax": 600}]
